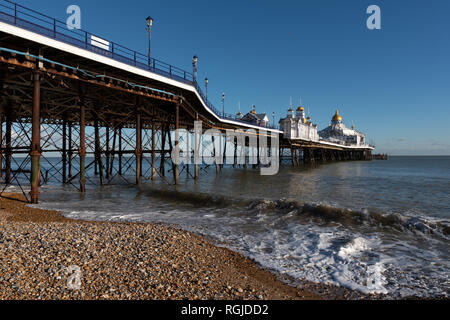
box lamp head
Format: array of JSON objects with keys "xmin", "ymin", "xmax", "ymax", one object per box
[{"xmin": 146, "ymin": 17, "xmax": 153, "ymax": 27}]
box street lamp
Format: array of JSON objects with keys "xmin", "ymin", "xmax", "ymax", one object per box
[
  {"xmin": 205, "ymin": 77, "xmax": 209, "ymax": 100},
  {"xmin": 192, "ymin": 55, "xmax": 198, "ymax": 82},
  {"xmin": 146, "ymin": 17, "xmax": 153, "ymax": 67},
  {"xmin": 272, "ymin": 112, "xmax": 276, "ymax": 127},
  {"xmin": 222, "ymin": 93, "xmax": 225, "ymax": 117}
]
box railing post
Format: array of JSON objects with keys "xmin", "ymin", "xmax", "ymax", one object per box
[
  {"xmin": 85, "ymin": 32, "xmax": 88, "ymax": 49},
  {"xmin": 134, "ymin": 52, "xmax": 137, "ymax": 66},
  {"xmin": 53, "ymin": 19, "xmax": 56, "ymax": 38},
  {"xmin": 14, "ymin": 4, "xmax": 17, "ymax": 24}
]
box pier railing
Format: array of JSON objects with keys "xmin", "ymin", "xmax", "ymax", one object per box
[{"xmin": 0, "ymin": 0, "xmax": 278, "ymax": 130}]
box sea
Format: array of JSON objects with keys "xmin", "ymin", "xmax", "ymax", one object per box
[{"xmin": 11, "ymin": 156, "xmax": 449, "ymax": 298}]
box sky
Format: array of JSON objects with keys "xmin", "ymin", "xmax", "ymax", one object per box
[{"xmin": 15, "ymin": 0, "xmax": 450, "ymax": 155}]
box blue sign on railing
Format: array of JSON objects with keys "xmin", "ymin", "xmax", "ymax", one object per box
[{"xmin": 0, "ymin": 0, "xmax": 278, "ymax": 130}]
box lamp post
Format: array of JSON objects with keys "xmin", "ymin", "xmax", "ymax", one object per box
[
  {"xmin": 272, "ymin": 112, "xmax": 276, "ymax": 128},
  {"xmin": 205, "ymin": 77, "xmax": 209, "ymax": 100},
  {"xmin": 222, "ymin": 93, "xmax": 225, "ymax": 117},
  {"xmin": 146, "ymin": 17, "xmax": 153, "ymax": 67},
  {"xmin": 192, "ymin": 55, "xmax": 198, "ymax": 82}
]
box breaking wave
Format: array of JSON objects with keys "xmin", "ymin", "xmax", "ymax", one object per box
[{"xmin": 144, "ymin": 188, "xmax": 450, "ymax": 240}]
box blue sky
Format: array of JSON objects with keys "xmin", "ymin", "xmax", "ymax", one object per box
[{"xmin": 16, "ymin": 0, "xmax": 450, "ymax": 155}]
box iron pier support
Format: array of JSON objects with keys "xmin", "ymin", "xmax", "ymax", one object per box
[
  {"xmin": 151, "ymin": 122, "xmax": 156, "ymax": 180},
  {"xmin": 62, "ymin": 116, "xmax": 67, "ymax": 184},
  {"xmin": 174, "ymin": 103, "xmax": 180, "ymax": 185},
  {"xmin": 135, "ymin": 99, "xmax": 142, "ymax": 185},
  {"xmin": 30, "ymin": 71, "xmax": 41, "ymax": 204},
  {"xmin": 79, "ymin": 91, "xmax": 86, "ymax": 193}
]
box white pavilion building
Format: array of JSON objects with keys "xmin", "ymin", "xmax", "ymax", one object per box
[
  {"xmin": 318, "ymin": 109, "xmax": 366, "ymax": 146},
  {"xmin": 279, "ymin": 104, "xmax": 319, "ymax": 142}
]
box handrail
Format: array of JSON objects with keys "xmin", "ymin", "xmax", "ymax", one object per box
[{"xmin": 0, "ymin": 0, "xmax": 278, "ymax": 130}]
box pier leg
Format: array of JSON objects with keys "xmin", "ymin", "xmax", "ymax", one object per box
[
  {"xmin": 94, "ymin": 116, "xmax": 104, "ymax": 185},
  {"xmin": 255, "ymin": 137, "xmax": 260, "ymax": 169},
  {"xmin": 135, "ymin": 100, "xmax": 142, "ymax": 185},
  {"xmin": 30, "ymin": 71, "xmax": 41, "ymax": 204},
  {"xmin": 105, "ymin": 125, "xmax": 110, "ymax": 181},
  {"xmin": 105, "ymin": 123, "xmax": 111, "ymax": 181},
  {"xmin": 151, "ymin": 122, "xmax": 156, "ymax": 180},
  {"xmin": 194, "ymin": 123, "xmax": 199, "ymax": 180},
  {"xmin": 233, "ymin": 140, "xmax": 237, "ymax": 168},
  {"xmin": 211, "ymin": 135, "xmax": 219, "ymax": 175},
  {"xmin": 290, "ymin": 148, "xmax": 296, "ymax": 167},
  {"xmin": 222, "ymin": 135, "xmax": 226, "ymax": 170},
  {"xmin": 0, "ymin": 81, "xmax": 3, "ymax": 183},
  {"xmin": 0, "ymin": 105, "xmax": 3, "ymax": 183},
  {"xmin": 118, "ymin": 126, "xmax": 122, "ymax": 175},
  {"xmin": 5, "ymin": 110, "xmax": 11, "ymax": 185},
  {"xmin": 93, "ymin": 120, "xmax": 98, "ymax": 176},
  {"xmin": 160, "ymin": 123, "xmax": 166, "ymax": 177},
  {"xmin": 110, "ymin": 126, "xmax": 116, "ymax": 176},
  {"xmin": 79, "ymin": 93, "xmax": 86, "ymax": 193},
  {"xmin": 186, "ymin": 130, "xmax": 190, "ymax": 179},
  {"xmin": 62, "ymin": 116, "xmax": 67, "ymax": 183},
  {"xmin": 174, "ymin": 104, "xmax": 180, "ymax": 185},
  {"xmin": 167, "ymin": 122, "xmax": 176, "ymax": 183},
  {"xmin": 68, "ymin": 121, "xmax": 73, "ymax": 179},
  {"xmin": 243, "ymin": 143, "xmax": 248, "ymax": 169}
]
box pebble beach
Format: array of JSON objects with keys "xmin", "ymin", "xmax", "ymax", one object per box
[{"xmin": 0, "ymin": 193, "xmax": 377, "ymax": 300}]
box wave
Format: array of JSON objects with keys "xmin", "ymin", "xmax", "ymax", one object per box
[
  {"xmin": 144, "ymin": 187, "xmax": 450, "ymax": 239},
  {"xmin": 248, "ymin": 199, "xmax": 450, "ymax": 239}
]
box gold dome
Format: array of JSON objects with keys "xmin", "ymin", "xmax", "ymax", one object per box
[
  {"xmin": 250, "ymin": 109, "xmax": 257, "ymax": 114},
  {"xmin": 297, "ymin": 106, "xmax": 305, "ymax": 112},
  {"xmin": 332, "ymin": 109, "xmax": 342, "ymax": 122}
]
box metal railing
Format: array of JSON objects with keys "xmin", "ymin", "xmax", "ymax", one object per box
[{"xmin": 0, "ymin": 0, "xmax": 278, "ymax": 130}]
